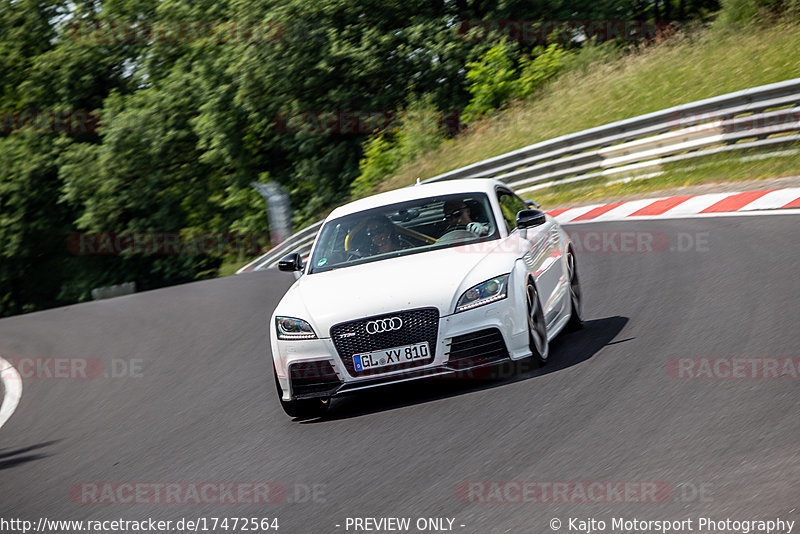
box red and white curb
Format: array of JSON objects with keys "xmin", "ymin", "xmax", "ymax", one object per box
[{"xmin": 546, "ymin": 188, "xmax": 800, "ymax": 224}]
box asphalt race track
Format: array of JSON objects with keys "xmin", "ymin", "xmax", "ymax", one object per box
[{"xmin": 1, "ymin": 214, "xmax": 798, "ymax": 533}]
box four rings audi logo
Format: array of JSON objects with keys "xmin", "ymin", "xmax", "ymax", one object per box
[{"xmin": 365, "ymin": 317, "xmax": 403, "ymax": 334}]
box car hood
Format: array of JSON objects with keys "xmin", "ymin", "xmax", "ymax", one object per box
[{"xmin": 276, "ymin": 241, "xmax": 515, "ymax": 336}]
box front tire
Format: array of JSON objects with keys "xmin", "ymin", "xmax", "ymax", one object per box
[
  {"xmin": 526, "ymin": 280, "xmax": 549, "ymax": 366},
  {"xmin": 274, "ymin": 367, "xmax": 330, "ymax": 419},
  {"xmin": 566, "ymin": 249, "xmax": 583, "ymax": 332}
]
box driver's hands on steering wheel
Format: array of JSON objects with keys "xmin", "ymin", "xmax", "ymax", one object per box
[{"xmin": 466, "ymin": 222, "xmax": 489, "ymax": 236}]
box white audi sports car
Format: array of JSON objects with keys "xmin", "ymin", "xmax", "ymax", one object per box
[{"xmin": 270, "ymin": 179, "xmax": 582, "ymax": 418}]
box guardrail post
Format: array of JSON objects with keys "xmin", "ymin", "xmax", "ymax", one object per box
[{"xmin": 251, "ymin": 182, "xmax": 293, "ymax": 246}]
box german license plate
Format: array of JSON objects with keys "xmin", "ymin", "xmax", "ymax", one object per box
[{"xmin": 353, "ymin": 342, "xmax": 430, "ymax": 372}]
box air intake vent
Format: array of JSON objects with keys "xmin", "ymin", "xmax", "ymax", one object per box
[{"xmin": 447, "ymin": 328, "xmax": 509, "ymax": 370}]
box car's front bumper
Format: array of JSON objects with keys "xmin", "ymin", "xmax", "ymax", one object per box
[{"xmin": 272, "ymin": 296, "xmax": 531, "ymax": 401}]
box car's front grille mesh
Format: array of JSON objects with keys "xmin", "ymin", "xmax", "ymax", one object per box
[
  {"xmin": 446, "ymin": 328, "xmax": 509, "ymax": 369},
  {"xmin": 330, "ymin": 308, "xmax": 439, "ymax": 377}
]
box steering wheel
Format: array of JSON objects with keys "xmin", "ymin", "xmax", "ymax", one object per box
[
  {"xmin": 442, "ymin": 224, "xmax": 468, "ymax": 234},
  {"xmin": 346, "ymin": 249, "xmax": 365, "ymax": 261},
  {"xmin": 437, "ymin": 225, "xmax": 473, "ymax": 243}
]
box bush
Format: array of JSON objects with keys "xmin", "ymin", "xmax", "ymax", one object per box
[
  {"xmin": 460, "ymin": 40, "xmax": 519, "ymax": 125},
  {"xmin": 350, "ymin": 134, "xmax": 397, "ymax": 200},
  {"xmin": 460, "ymin": 40, "xmax": 572, "ymax": 124},
  {"xmin": 350, "ymin": 96, "xmax": 447, "ymax": 199},
  {"xmin": 516, "ymin": 44, "xmax": 572, "ymax": 98}
]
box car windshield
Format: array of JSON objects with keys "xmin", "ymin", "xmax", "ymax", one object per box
[{"xmin": 308, "ymin": 192, "xmax": 499, "ymax": 274}]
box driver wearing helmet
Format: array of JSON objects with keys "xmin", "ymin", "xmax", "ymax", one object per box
[{"xmin": 364, "ymin": 216, "xmax": 404, "ymax": 254}]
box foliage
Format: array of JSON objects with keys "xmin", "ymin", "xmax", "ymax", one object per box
[
  {"xmin": 0, "ymin": 0, "xmax": 790, "ymax": 316},
  {"xmin": 516, "ymin": 44, "xmax": 573, "ymax": 98},
  {"xmin": 350, "ymin": 96, "xmax": 447, "ymax": 199},
  {"xmin": 460, "ymin": 40, "xmax": 520, "ymax": 125},
  {"xmin": 715, "ymin": 0, "xmax": 799, "ymax": 25},
  {"xmin": 460, "ymin": 41, "xmax": 571, "ymax": 125},
  {"xmin": 351, "ymin": 134, "xmax": 397, "ymax": 200}
]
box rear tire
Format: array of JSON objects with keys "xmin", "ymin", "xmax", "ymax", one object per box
[
  {"xmin": 526, "ymin": 280, "xmax": 549, "ymax": 366},
  {"xmin": 274, "ymin": 367, "xmax": 330, "ymax": 419}
]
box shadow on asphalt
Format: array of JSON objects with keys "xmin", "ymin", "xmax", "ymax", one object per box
[
  {"xmin": 300, "ymin": 315, "xmax": 629, "ymax": 423},
  {"xmin": 0, "ymin": 440, "xmax": 60, "ymax": 470}
]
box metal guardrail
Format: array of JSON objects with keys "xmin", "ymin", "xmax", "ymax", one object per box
[
  {"xmin": 238, "ymin": 220, "xmax": 322, "ymax": 273},
  {"xmin": 238, "ymin": 78, "xmax": 800, "ymax": 273}
]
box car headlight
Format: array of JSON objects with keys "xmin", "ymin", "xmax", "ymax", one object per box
[
  {"xmin": 455, "ymin": 274, "xmax": 509, "ymax": 313},
  {"xmin": 276, "ymin": 317, "xmax": 317, "ymax": 340}
]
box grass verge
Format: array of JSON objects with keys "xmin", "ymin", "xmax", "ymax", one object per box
[
  {"xmin": 525, "ymin": 144, "xmax": 800, "ymax": 208},
  {"xmin": 377, "ymin": 21, "xmax": 800, "ymax": 193}
]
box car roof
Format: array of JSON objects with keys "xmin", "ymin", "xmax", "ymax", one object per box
[{"xmin": 327, "ymin": 179, "xmax": 507, "ymax": 219}]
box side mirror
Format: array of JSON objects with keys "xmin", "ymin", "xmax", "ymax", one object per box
[
  {"xmin": 278, "ymin": 252, "xmax": 304, "ymax": 272},
  {"xmin": 516, "ymin": 209, "xmax": 547, "ymax": 229},
  {"xmin": 525, "ymin": 199, "xmax": 541, "ymax": 209}
]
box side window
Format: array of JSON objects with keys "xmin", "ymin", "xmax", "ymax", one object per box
[{"xmin": 496, "ymin": 190, "xmax": 528, "ymax": 232}]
